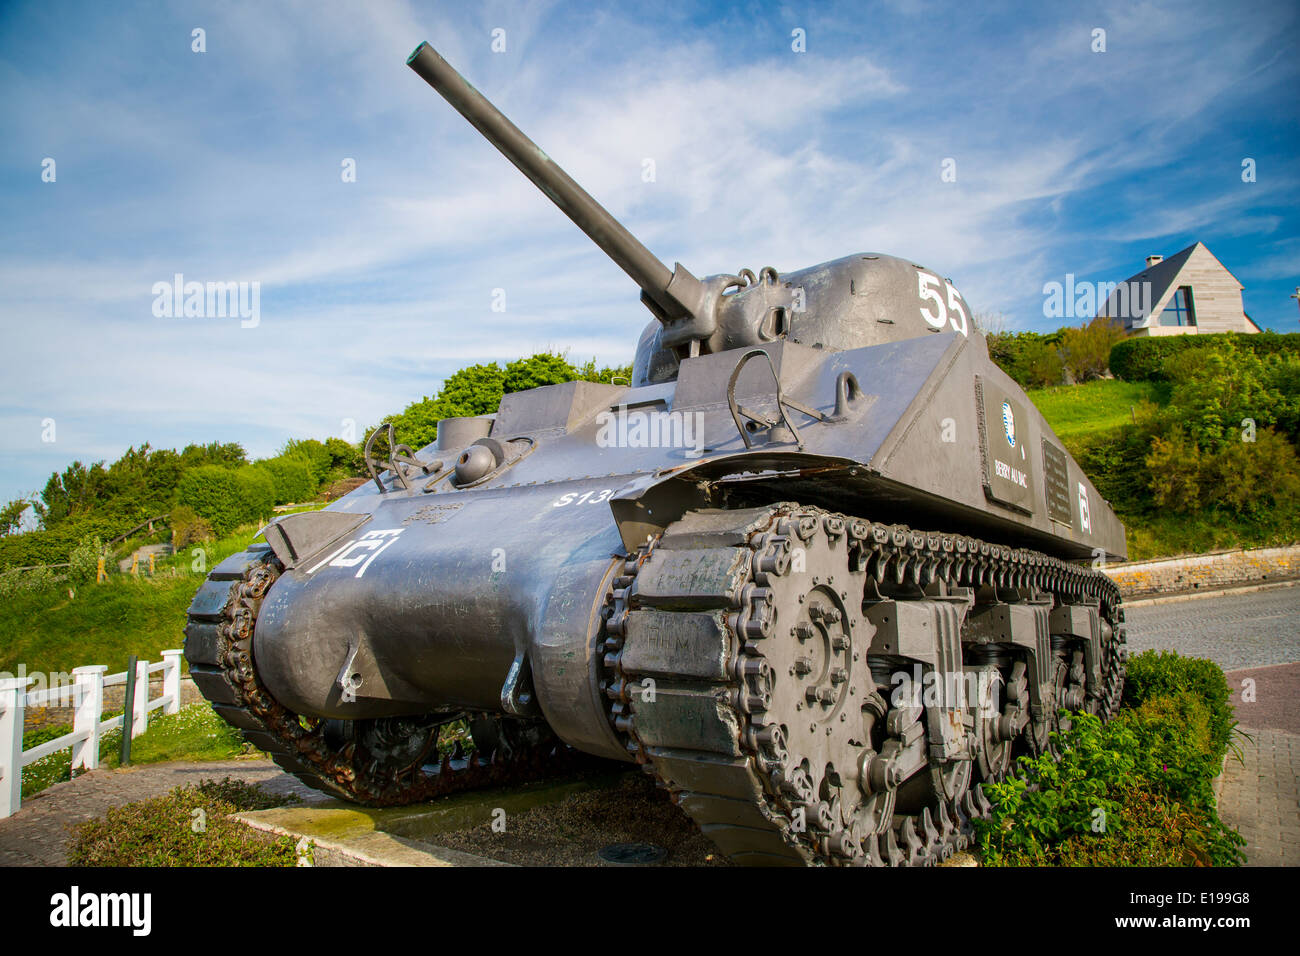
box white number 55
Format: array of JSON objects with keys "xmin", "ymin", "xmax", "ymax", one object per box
[{"xmin": 917, "ymin": 271, "xmax": 968, "ymax": 337}]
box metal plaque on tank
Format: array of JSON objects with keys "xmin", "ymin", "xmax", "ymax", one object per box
[
  {"xmin": 1042, "ymin": 439, "xmax": 1073, "ymax": 526},
  {"xmin": 978, "ymin": 379, "xmax": 1034, "ymax": 512}
]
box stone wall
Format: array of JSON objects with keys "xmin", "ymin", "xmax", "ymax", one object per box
[{"xmin": 1104, "ymin": 545, "xmax": 1300, "ymax": 597}]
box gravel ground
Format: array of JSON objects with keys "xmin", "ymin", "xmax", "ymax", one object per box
[
  {"xmin": 1123, "ymin": 584, "xmax": 1300, "ymax": 671},
  {"xmin": 433, "ymin": 771, "xmax": 729, "ymax": 866}
]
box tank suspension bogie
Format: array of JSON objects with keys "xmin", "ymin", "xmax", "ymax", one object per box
[{"xmin": 600, "ymin": 503, "xmax": 1125, "ymax": 866}]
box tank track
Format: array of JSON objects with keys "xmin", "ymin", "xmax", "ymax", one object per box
[
  {"xmin": 184, "ymin": 544, "xmax": 580, "ymax": 805},
  {"xmin": 600, "ymin": 503, "xmax": 1126, "ymax": 866}
]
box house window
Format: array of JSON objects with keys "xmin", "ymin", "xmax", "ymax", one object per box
[{"xmin": 1160, "ymin": 286, "xmax": 1196, "ymax": 326}]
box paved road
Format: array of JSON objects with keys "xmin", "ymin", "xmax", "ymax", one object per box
[
  {"xmin": 1125, "ymin": 586, "xmax": 1300, "ymax": 868},
  {"xmin": 1216, "ymin": 727, "xmax": 1300, "ymax": 867},
  {"xmin": 1124, "ymin": 584, "xmax": 1300, "ymax": 672}
]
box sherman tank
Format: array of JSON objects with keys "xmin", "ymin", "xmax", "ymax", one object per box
[{"xmin": 184, "ymin": 40, "xmax": 1128, "ymax": 866}]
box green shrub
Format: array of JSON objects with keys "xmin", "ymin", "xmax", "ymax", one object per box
[
  {"xmin": 1058, "ymin": 317, "xmax": 1125, "ymax": 383},
  {"xmin": 0, "ymin": 514, "xmax": 129, "ymax": 570},
  {"xmin": 170, "ymin": 504, "xmax": 214, "ymax": 547},
  {"xmin": 1148, "ymin": 427, "xmax": 1300, "ymax": 517},
  {"xmin": 1122, "ymin": 650, "xmax": 1234, "ymax": 752},
  {"xmin": 67, "ymin": 782, "xmax": 301, "ymax": 867},
  {"xmin": 235, "ymin": 466, "xmax": 275, "ymax": 525},
  {"xmin": 976, "ymin": 712, "xmax": 1132, "ymax": 863},
  {"xmin": 386, "ymin": 351, "xmax": 631, "ymax": 451},
  {"xmin": 256, "ymin": 455, "xmax": 316, "ymax": 505},
  {"xmin": 975, "ymin": 704, "xmax": 1243, "ymax": 866},
  {"xmin": 1051, "ymin": 784, "xmax": 1240, "ymax": 867},
  {"xmin": 986, "ymin": 330, "xmax": 1065, "ymax": 388},
  {"xmin": 278, "ymin": 438, "xmax": 332, "ymax": 482},
  {"xmin": 174, "ymin": 466, "xmax": 246, "ymax": 536},
  {"xmin": 1158, "ymin": 341, "xmax": 1298, "ymax": 449},
  {"xmin": 1073, "ymin": 336, "xmax": 1300, "ymax": 528},
  {"xmin": 1109, "ymin": 331, "xmax": 1300, "ymax": 383},
  {"xmin": 1018, "ymin": 338, "xmax": 1066, "ymax": 387},
  {"xmin": 174, "ymin": 465, "xmax": 277, "ymax": 535},
  {"xmin": 974, "ymin": 652, "xmax": 1244, "ymax": 867},
  {"xmin": 1069, "ymin": 416, "xmax": 1159, "ymax": 508},
  {"xmin": 0, "ymin": 565, "xmax": 66, "ymax": 598},
  {"xmin": 503, "ymin": 352, "xmax": 578, "ymax": 392},
  {"xmin": 323, "ymin": 437, "xmax": 365, "ymax": 477},
  {"xmin": 67, "ymin": 535, "xmax": 106, "ymax": 585}
]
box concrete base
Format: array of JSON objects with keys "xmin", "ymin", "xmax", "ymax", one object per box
[{"xmin": 236, "ymin": 773, "xmax": 621, "ymax": 867}]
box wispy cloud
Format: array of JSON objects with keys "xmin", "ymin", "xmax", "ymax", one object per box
[{"xmin": 0, "ymin": 0, "xmax": 1297, "ymax": 503}]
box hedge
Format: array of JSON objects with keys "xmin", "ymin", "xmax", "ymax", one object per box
[
  {"xmin": 973, "ymin": 650, "xmax": 1244, "ymax": 866},
  {"xmin": 0, "ymin": 515, "xmax": 134, "ymax": 570},
  {"xmin": 1122, "ymin": 649, "xmax": 1235, "ymax": 750},
  {"xmin": 1110, "ymin": 331, "xmax": 1300, "ymax": 382},
  {"xmin": 256, "ymin": 455, "xmax": 317, "ymax": 505},
  {"xmin": 174, "ymin": 465, "xmax": 275, "ymax": 536}
]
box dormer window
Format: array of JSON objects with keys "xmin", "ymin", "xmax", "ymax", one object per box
[{"xmin": 1160, "ymin": 286, "xmax": 1196, "ymax": 327}]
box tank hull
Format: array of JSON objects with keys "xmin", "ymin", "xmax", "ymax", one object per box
[
  {"xmin": 251, "ymin": 316, "xmax": 1124, "ymax": 767},
  {"xmin": 253, "ymin": 479, "xmax": 632, "ymax": 759}
]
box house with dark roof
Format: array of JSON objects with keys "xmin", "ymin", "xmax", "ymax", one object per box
[{"xmin": 1098, "ymin": 241, "xmax": 1262, "ymax": 336}]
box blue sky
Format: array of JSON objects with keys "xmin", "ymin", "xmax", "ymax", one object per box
[{"xmin": 1, "ymin": 0, "xmax": 1297, "ymax": 509}]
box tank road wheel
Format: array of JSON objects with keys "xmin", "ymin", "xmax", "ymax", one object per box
[{"xmin": 971, "ymin": 660, "xmax": 1023, "ymax": 782}]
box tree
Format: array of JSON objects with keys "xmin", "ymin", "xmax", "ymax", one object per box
[
  {"xmin": 1017, "ymin": 339, "xmax": 1066, "ymax": 388},
  {"xmin": 324, "ymin": 437, "xmax": 365, "ymax": 476},
  {"xmin": 1058, "ymin": 317, "xmax": 1124, "ymax": 383},
  {"xmin": 576, "ymin": 358, "xmax": 634, "ymax": 384},
  {"xmin": 37, "ymin": 460, "xmax": 106, "ymax": 526},
  {"xmin": 279, "ymin": 438, "xmax": 332, "ymax": 483},
  {"xmin": 503, "ymin": 352, "xmax": 577, "ymax": 393},
  {"xmin": 0, "ymin": 498, "xmax": 29, "ymax": 536},
  {"xmin": 436, "ymin": 362, "xmax": 508, "ymax": 415},
  {"xmin": 179, "ymin": 441, "xmax": 247, "ymax": 468},
  {"xmin": 973, "ymin": 311, "xmax": 1008, "ymax": 336}
]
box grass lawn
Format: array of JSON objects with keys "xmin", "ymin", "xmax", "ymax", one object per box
[
  {"xmin": 0, "ymin": 524, "xmax": 264, "ymax": 677},
  {"xmin": 1118, "ymin": 508, "xmax": 1300, "ymax": 562},
  {"xmin": 1027, "ymin": 379, "xmax": 1168, "ymax": 441}
]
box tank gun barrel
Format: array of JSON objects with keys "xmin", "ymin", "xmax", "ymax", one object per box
[{"xmin": 406, "ymin": 41, "xmax": 706, "ymax": 328}]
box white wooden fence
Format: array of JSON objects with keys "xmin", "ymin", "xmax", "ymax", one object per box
[{"xmin": 0, "ymin": 650, "xmax": 183, "ymax": 819}]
